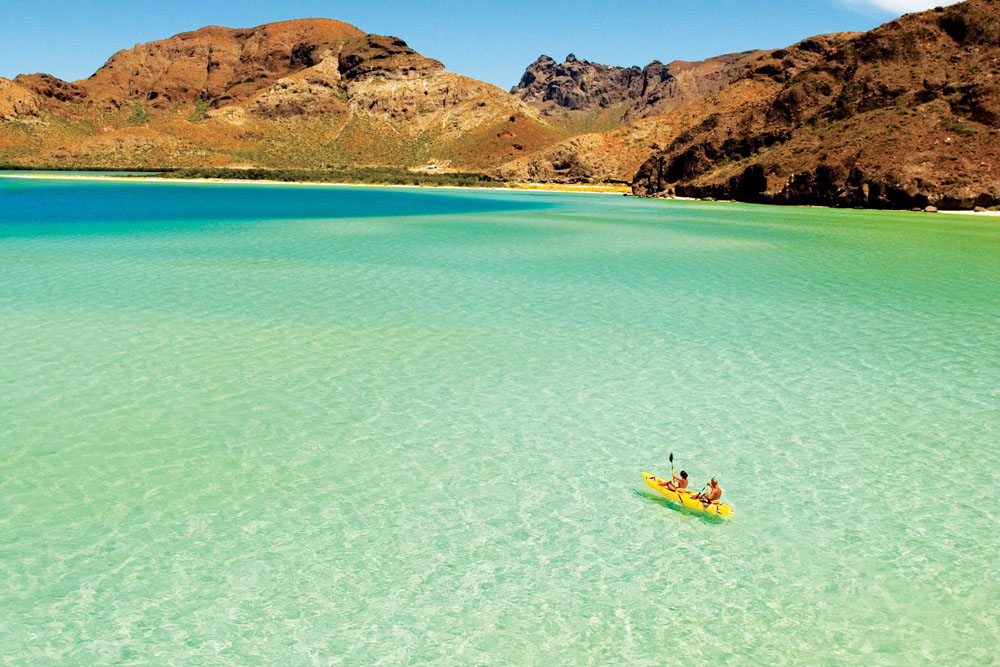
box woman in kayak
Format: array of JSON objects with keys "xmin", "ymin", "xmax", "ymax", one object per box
[
  {"xmin": 695, "ymin": 478, "xmax": 722, "ymax": 505},
  {"xmin": 662, "ymin": 470, "xmax": 689, "ymax": 492}
]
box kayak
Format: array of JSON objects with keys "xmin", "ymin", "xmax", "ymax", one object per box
[{"xmin": 642, "ymin": 472, "xmax": 735, "ymax": 517}]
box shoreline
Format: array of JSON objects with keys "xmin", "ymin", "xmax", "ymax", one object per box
[
  {"xmin": 0, "ymin": 173, "xmax": 630, "ymax": 196},
  {"xmin": 935, "ymin": 208, "xmax": 1000, "ymax": 217},
  {"xmin": 3, "ymin": 173, "xmax": 999, "ymax": 215}
]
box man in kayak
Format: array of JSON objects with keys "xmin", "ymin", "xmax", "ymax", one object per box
[
  {"xmin": 662, "ymin": 470, "xmax": 689, "ymax": 493},
  {"xmin": 695, "ymin": 478, "xmax": 722, "ymax": 505}
]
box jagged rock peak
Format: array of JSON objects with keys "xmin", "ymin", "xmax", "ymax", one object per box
[
  {"xmin": 512, "ymin": 50, "xmax": 763, "ymax": 118},
  {"xmin": 511, "ymin": 53, "xmax": 641, "ymax": 110}
]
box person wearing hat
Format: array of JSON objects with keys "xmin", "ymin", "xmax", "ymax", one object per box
[{"xmin": 695, "ymin": 478, "xmax": 722, "ymax": 505}]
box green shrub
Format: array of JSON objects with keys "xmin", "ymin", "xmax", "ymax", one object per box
[
  {"xmin": 128, "ymin": 103, "xmax": 150, "ymax": 126},
  {"xmin": 149, "ymin": 167, "xmax": 504, "ymax": 188},
  {"xmin": 942, "ymin": 116, "xmax": 977, "ymax": 137},
  {"xmin": 188, "ymin": 97, "xmax": 209, "ymax": 123}
]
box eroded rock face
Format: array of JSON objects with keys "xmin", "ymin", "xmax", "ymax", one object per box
[
  {"xmin": 337, "ymin": 34, "xmax": 443, "ymax": 82},
  {"xmin": 495, "ymin": 134, "xmax": 620, "ymax": 183},
  {"xmin": 77, "ymin": 20, "xmax": 453, "ymax": 113},
  {"xmin": 80, "ymin": 19, "xmax": 368, "ymax": 108},
  {"xmin": 512, "ymin": 51, "xmax": 764, "ymax": 121},
  {"xmin": 0, "ymin": 78, "xmax": 40, "ymax": 120},
  {"xmin": 632, "ymin": 0, "xmax": 1000, "ymax": 210},
  {"xmin": 245, "ymin": 59, "xmax": 349, "ymax": 118},
  {"xmin": 492, "ymin": 113, "xmax": 699, "ymax": 184},
  {"xmin": 14, "ymin": 73, "xmax": 89, "ymax": 104},
  {"xmin": 513, "ymin": 54, "xmax": 644, "ymax": 111}
]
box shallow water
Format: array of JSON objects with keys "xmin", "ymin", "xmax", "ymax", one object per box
[{"xmin": 1, "ymin": 178, "xmax": 998, "ymax": 664}]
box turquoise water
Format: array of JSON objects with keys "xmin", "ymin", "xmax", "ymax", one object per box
[{"xmin": 1, "ymin": 177, "xmax": 998, "ymax": 664}]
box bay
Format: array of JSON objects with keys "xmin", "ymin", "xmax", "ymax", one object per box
[{"xmin": 1, "ymin": 177, "xmax": 998, "ymax": 664}]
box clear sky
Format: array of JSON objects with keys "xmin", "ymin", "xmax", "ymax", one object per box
[{"xmin": 1, "ymin": 0, "xmax": 959, "ymax": 89}]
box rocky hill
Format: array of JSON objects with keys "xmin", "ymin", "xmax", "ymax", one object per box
[
  {"xmin": 495, "ymin": 50, "xmax": 770, "ymax": 183},
  {"xmin": 632, "ymin": 0, "xmax": 1000, "ymax": 209},
  {"xmin": 512, "ymin": 51, "xmax": 765, "ymax": 126},
  {"xmin": 495, "ymin": 77, "xmax": 776, "ymax": 184},
  {"xmin": 4, "ymin": 3, "xmax": 999, "ymax": 209},
  {"xmin": 0, "ymin": 19, "xmax": 561, "ymax": 170}
]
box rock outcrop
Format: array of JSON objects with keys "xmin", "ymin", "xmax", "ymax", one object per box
[
  {"xmin": 0, "ymin": 78, "xmax": 41, "ymax": 121},
  {"xmin": 512, "ymin": 51, "xmax": 765, "ymax": 122},
  {"xmin": 632, "ymin": 0, "xmax": 1000, "ymax": 209},
  {"xmin": 14, "ymin": 73, "xmax": 89, "ymax": 105}
]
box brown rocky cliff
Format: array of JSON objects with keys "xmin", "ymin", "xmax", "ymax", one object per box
[
  {"xmin": 78, "ymin": 19, "xmax": 367, "ymax": 108},
  {"xmin": 512, "ymin": 54, "xmax": 644, "ymax": 112},
  {"xmin": 240, "ymin": 32, "xmax": 445, "ymax": 118},
  {"xmin": 512, "ymin": 51, "xmax": 765, "ymax": 122},
  {"xmin": 0, "ymin": 78, "xmax": 41, "ymax": 120},
  {"xmin": 632, "ymin": 0, "xmax": 1000, "ymax": 209},
  {"xmin": 14, "ymin": 73, "xmax": 89, "ymax": 105}
]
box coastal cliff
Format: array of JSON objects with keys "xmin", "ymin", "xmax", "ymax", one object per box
[{"xmin": 630, "ymin": 0, "xmax": 1000, "ymax": 209}]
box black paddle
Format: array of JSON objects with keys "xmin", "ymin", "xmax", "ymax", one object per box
[
  {"xmin": 667, "ymin": 453, "xmax": 689, "ymax": 496},
  {"xmin": 669, "ymin": 453, "xmax": 693, "ymax": 496}
]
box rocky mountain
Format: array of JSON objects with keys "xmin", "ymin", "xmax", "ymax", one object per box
[
  {"xmin": 512, "ymin": 51, "xmax": 765, "ymax": 124},
  {"xmin": 632, "ymin": 0, "xmax": 1000, "ymax": 209},
  {"xmin": 494, "ymin": 77, "xmax": 776, "ymax": 184},
  {"xmin": 4, "ymin": 2, "xmax": 999, "ymax": 210},
  {"xmin": 495, "ymin": 50, "xmax": 771, "ymax": 183},
  {"xmin": 66, "ymin": 20, "xmax": 367, "ymax": 109},
  {"xmin": 0, "ymin": 19, "xmax": 561, "ymax": 170}
]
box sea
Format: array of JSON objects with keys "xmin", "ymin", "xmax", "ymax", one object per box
[{"xmin": 2, "ymin": 175, "xmax": 998, "ymax": 664}]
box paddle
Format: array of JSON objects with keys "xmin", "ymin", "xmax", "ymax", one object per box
[
  {"xmin": 669, "ymin": 453, "xmax": 694, "ymax": 497},
  {"xmin": 663, "ymin": 452, "xmax": 681, "ymax": 490},
  {"xmin": 698, "ymin": 480, "xmax": 719, "ymax": 508},
  {"xmin": 666, "ymin": 453, "xmax": 692, "ymax": 499}
]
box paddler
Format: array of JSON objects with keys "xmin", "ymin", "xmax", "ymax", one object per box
[
  {"xmin": 695, "ymin": 478, "xmax": 722, "ymax": 505},
  {"xmin": 662, "ymin": 470, "xmax": 689, "ymax": 492}
]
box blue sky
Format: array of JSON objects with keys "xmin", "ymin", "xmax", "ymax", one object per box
[{"xmin": 1, "ymin": 0, "xmax": 958, "ymax": 89}]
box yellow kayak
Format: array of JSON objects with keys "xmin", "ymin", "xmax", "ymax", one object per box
[{"xmin": 642, "ymin": 472, "xmax": 735, "ymax": 517}]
